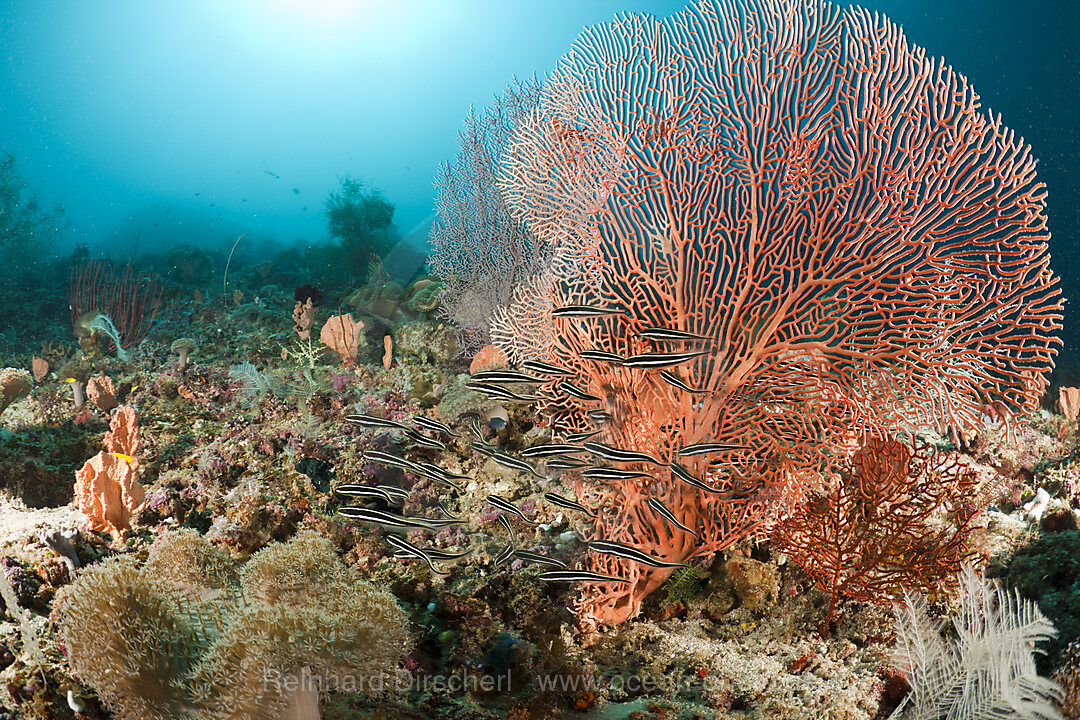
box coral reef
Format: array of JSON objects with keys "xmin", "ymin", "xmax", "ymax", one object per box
[{"xmin": 0, "ymin": 3, "xmax": 1073, "ymax": 719}]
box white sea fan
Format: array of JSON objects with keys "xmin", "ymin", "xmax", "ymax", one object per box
[{"xmin": 890, "ymin": 564, "xmax": 1063, "ymax": 720}]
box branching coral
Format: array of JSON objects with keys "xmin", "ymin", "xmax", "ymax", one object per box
[
  {"xmin": 489, "ymin": 0, "xmax": 1061, "ymax": 629},
  {"xmin": 775, "ymin": 435, "xmax": 979, "ymax": 627}
]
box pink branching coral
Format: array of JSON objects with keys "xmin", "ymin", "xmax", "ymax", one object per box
[{"xmin": 491, "ymin": 0, "xmax": 1062, "ymax": 628}]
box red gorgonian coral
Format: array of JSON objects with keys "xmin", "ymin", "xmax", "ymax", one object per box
[
  {"xmin": 68, "ymin": 260, "xmax": 163, "ymax": 351},
  {"xmin": 774, "ymin": 434, "xmax": 979, "ymax": 630},
  {"xmin": 490, "ymin": 0, "xmax": 1062, "ymax": 629}
]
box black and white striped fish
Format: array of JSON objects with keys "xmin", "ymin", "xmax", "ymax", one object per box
[
  {"xmin": 363, "ymin": 450, "xmax": 421, "ymax": 473},
  {"xmin": 494, "ymin": 544, "xmax": 515, "ymax": 566},
  {"xmin": 471, "ymin": 370, "xmax": 546, "ymax": 384},
  {"xmin": 578, "ymin": 350, "xmax": 627, "ymax": 364},
  {"xmin": 335, "ymin": 484, "xmax": 396, "ymax": 503},
  {"xmin": 586, "ymin": 410, "xmax": 613, "ymax": 423},
  {"xmin": 469, "ymin": 417, "xmax": 485, "ymax": 441},
  {"xmin": 621, "ymin": 350, "xmax": 710, "ymax": 369},
  {"xmin": 543, "ymin": 492, "xmax": 597, "ymax": 519},
  {"xmin": 538, "ymin": 569, "xmax": 628, "ymax": 584},
  {"xmin": 637, "ymin": 327, "xmax": 711, "ymax": 342},
  {"xmin": 566, "ymin": 430, "xmax": 601, "ymax": 442},
  {"xmin": 658, "ymin": 370, "xmax": 710, "ymax": 394},
  {"xmin": 513, "ymin": 549, "xmax": 567, "ymax": 568},
  {"xmin": 385, "ymin": 534, "xmax": 449, "ymax": 575},
  {"xmin": 497, "ymin": 513, "xmax": 517, "ymax": 544},
  {"xmin": 346, "ymin": 414, "xmax": 411, "ymax": 431},
  {"xmin": 437, "ymin": 501, "xmax": 461, "ymax": 521},
  {"xmin": 582, "ymin": 467, "xmax": 654, "ymax": 482},
  {"xmin": 545, "ymin": 457, "xmax": 588, "ymax": 470},
  {"xmin": 646, "ymin": 498, "xmax": 699, "ymax": 539},
  {"xmin": 374, "ymin": 485, "xmax": 411, "ymax": 501},
  {"xmin": 583, "ymin": 441, "xmax": 663, "ymax": 465},
  {"xmin": 520, "ymin": 360, "xmax": 576, "ymax": 376},
  {"xmin": 521, "ymin": 443, "xmax": 586, "ymax": 459},
  {"xmin": 410, "ymin": 463, "xmax": 466, "ymax": 493},
  {"xmin": 491, "ymin": 451, "xmax": 544, "ymax": 478},
  {"xmin": 422, "ymin": 546, "xmax": 473, "ymax": 561},
  {"xmin": 558, "ymin": 381, "xmax": 601, "ymax": 402},
  {"xmin": 471, "ymin": 441, "xmax": 498, "ymax": 458},
  {"xmin": 465, "ymin": 381, "xmax": 540, "ymax": 403},
  {"xmin": 678, "ymin": 441, "xmax": 750, "ymax": 456},
  {"xmin": 668, "ymin": 462, "xmax": 725, "ymax": 494},
  {"xmin": 338, "ymin": 507, "xmax": 462, "ymax": 531},
  {"xmin": 487, "ymin": 495, "xmax": 537, "ymax": 524},
  {"xmin": 414, "ymin": 462, "xmax": 470, "ymax": 481},
  {"xmin": 403, "ymin": 428, "xmax": 446, "ymax": 450},
  {"xmin": 412, "ymin": 416, "xmax": 459, "ymax": 437},
  {"xmin": 552, "ymin": 304, "xmax": 622, "ymax": 318},
  {"xmin": 588, "ymin": 540, "xmax": 688, "ymax": 568}
]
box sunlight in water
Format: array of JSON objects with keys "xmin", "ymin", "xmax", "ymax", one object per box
[
  {"xmin": 265, "ymin": 0, "xmax": 366, "ymax": 30},
  {"xmin": 206, "ymin": 0, "xmax": 453, "ymax": 67}
]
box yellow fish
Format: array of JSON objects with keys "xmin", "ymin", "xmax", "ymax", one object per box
[{"xmin": 109, "ymin": 453, "xmax": 136, "ymax": 463}]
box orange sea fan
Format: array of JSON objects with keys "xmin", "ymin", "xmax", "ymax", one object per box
[{"xmin": 492, "ymin": 0, "xmax": 1061, "ymax": 629}]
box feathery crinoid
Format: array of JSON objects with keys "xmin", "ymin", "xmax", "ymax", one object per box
[{"xmin": 890, "ymin": 564, "xmax": 1063, "ymax": 720}]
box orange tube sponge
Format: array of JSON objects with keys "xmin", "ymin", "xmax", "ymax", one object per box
[{"xmin": 86, "ymin": 375, "xmax": 118, "ymax": 412}]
